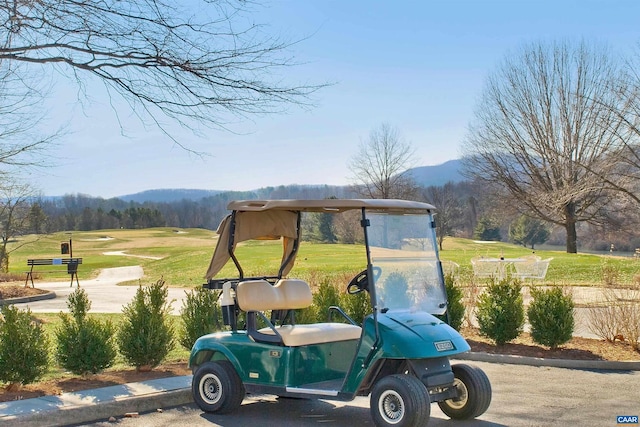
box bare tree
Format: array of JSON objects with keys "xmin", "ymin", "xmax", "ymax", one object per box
[
  {"xmin": 421, "ymin": 183, "xmax": 462, "ymax": 250},
  {"xmin": 0, "ymin": 1, "xmax": 322, "ymax": 147},
  {"xmin": 348, "ymin": 123, "xmax": 418, "ymax": 199},
  {"xmin": 333, "ymin": 210, "xmax": 363, "ymax": 244},
  {"xmin": 0, "ymin": 180, "xmax": 37, "ymax": 272},
  {"xmin": 462, "ymin": 40, "xmax": 628, "ymax": 253}
]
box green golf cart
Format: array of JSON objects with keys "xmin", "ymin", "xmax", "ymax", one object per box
[{"xmin": 189, "ymin": 199, "xmax": 491, "ymax": 427}]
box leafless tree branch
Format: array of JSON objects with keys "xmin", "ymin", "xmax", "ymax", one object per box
[
  {"xmin": 0, "ymin": 60, "xmax": 62, "ymax": 176},
  {"xmin": 0, "ymin": 0, "xmax": 326, "ymax": 147}
]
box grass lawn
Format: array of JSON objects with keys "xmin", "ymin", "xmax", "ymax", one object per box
[
  {"xmin": 439, "ymin": 237, "xmax": 639, "ymax": 286},
  {"xmin": 6, "ymin": 228, "xmax": 640, "ymax": 287}
]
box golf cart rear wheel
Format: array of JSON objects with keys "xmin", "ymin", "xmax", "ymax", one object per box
[
  {"xmin": 192, "ymin": 361, "xmax": 245, "ymax": 414},
  {"xmin": 370, "ymin": 374, "xmax": 430, "ymax": 427},
  {"xmin": 437, "ymin": 363, "xmax": 491, "ymax": 420}
]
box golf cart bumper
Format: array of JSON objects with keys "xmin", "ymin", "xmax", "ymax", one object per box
[{"xmin": 407, "ymin": 357, "xmax": 455, "ymax": 388}]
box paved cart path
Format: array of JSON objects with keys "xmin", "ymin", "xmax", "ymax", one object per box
[{"xmin": 17, "ymin": 266, "xmax": 191, "ymax": 315}]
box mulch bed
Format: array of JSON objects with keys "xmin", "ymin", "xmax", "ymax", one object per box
[
  {"xmin": 462, "ymin": 327, "xmax": 640, "ymax": 361},
  {"xmin": 0, "ymin": 284, "xmax": 49, "ymax": 300}
]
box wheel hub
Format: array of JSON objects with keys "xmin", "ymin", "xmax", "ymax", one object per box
[
  {"xmin": 200, "ymin": 374, "xmax": 222, "ymax": 404},
  {"xmin": 446, "ymin": 378, "xmax": 469, "ymax": 410},
  {"xmin": 379, "ymin": 390, "xmax": 404, "ymax": 424}
]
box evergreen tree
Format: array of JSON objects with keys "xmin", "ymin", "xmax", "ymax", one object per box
[
  {"xmin": 476, "ymin": 278, "xmax": 525, "ymax": 345},
  {"xmin": 117, "ymin": 279, "xmax": 175, "ymax": 371},
  {"xmin": 179, "ymin": 288, "xmax": 222, "ymax": 350},
  {"xmin": 28, "ymin": 203, "xmax": 48, "ymax": 234},
  {"xmin": 56, "ymin": 289, "xmax": 117, "ymax": 375},
  {"xmin": 0, "ymin": 305, "xmax": 49, "ymax": 386},
  {"xmin": 509, "ymin": 215, "xmax": 550, "ymax": 249},
  {"xmin": 473, "ymin": 216, "xmax": 502, "ymax": 241}
]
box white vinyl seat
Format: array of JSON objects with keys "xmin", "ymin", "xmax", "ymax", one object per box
[{"xmin": 236, "ymin": 278, "xmax": 361, "ymax": 346}]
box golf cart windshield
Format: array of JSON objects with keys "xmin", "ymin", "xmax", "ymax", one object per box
[{"xmin": 367, "ymin": 212, "xmax": 447, "ymax": 316}]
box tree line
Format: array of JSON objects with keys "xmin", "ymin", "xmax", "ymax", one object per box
[
  {"xmin": 0, "ymin": 185, "xmax": 352, "ymax": 234},
  {"xmin": 2, "ymin": 177, "xmax": 639, "ymax": 274}
]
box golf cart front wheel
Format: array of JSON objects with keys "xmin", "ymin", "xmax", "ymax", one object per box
[
  {"xmin": 437, "ymin": 363, "xmax": 491, "ymax": 420},
  {"xmin": 192, "ymin": 361, "xmax": 245, "ymax": 414},
  {"xmin": 370, "ymin": 374, "xmax": 430, "ymax": 427}
]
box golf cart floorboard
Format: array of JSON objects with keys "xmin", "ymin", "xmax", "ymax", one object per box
[{"xmin": 286, "ymin": 379, "xmax": 344, "ymax": 396}]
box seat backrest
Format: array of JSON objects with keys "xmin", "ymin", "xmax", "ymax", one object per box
[
  {"xmin": 276, "ymin": 278, "xmax": 313, "ymax": 309},
  {"xmin": 236, "ymin": 278, "xmax": 312, "ymax": 312}
]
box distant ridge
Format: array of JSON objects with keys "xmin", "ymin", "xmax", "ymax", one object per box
[
  {"xmin": 118, "ymin": 188, "xmax": 223, "ymax": 203},
  {"xmin": 116, "ymin": 160, "xmax": 464, "ymax": 203},
  {"xmin": 406, "ymin": 159, "xmax": 463, "ymax": 187}
]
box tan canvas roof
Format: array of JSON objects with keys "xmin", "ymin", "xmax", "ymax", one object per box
[
  {"xmin": 225, "ymin": 199, "xmax": 435, "ymax": 213},
  {"xmin": 205, "ymin": 199, "xmax": 435, "ymax": 280},
  {"xmin": 205, "ymin": 210, "xmax": 299, "ymax": 279}
]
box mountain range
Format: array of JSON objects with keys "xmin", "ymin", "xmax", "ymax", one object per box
[
  {"xmin": 118, "ymin": 188, "xmax": 223, "ymax": 203},
  {"xmin": 406, "ymin": 159, "xmax": 463, "ymax": 187},
  {"xmin": 118, "ymin": 159, "xmax": 464, "ymax": 203}
]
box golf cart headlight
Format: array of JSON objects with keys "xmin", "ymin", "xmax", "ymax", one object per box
[{"xmin": 434, "ymin": 340, "xmax": 454, "ymax": 352}]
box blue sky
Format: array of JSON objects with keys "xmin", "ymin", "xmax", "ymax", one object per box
[{"xmin": 29, "ymin": 0, "xmax": 640, "ymax": 198}]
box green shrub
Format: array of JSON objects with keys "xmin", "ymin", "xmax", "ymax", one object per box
[
  {"xmin": 294, "ymin": 306, "xmax": 318, "ymax": 324},
  {"xmin": 312, "ymin": 280, "xmax": 341, "ymax": 322},
  {"xmin": 117, "ymin": 278, "xmax": 175, "ymax": 371},
  {"xmin": 380, "ymin": 272, "xmax": 411, "ymax": 309},
  {"xmin": 55, "ymin": 288, "xmax": 116, "ymax": 375},
  {"xmin": 476, "ymin": 277, "xmax": 525, "ymax": 345},
  {"xmin": 444, "ymin": 273, "xmax": 465, "ymax": 331},
  {"xmin": 527, "ymin": 287, "xmax": 574, "ymax": 349},
  {"xmin": 340, "ymin": 290, "xmax": 373, "ymax": 325},
  {"xmin": 179, "ymin": 288, "xmax": 222, "ymax": 350},
  {"xmin": 0, "ymin": 305, "xmax": 49, "ymax": 386}
]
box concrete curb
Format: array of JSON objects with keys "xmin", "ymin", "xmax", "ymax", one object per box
[
  {"xmin": 0, "ymin": 291, "xmax": 56, "ymax": 306},
  {"xmin": 1, "ymin": 377, "xmax": 193, "ymax": 427},
  {"xmin": 455, "ymin": 351, "xmax": 640, "ymax": 371},
  {"xmin": 7, "ymin": 390, "xmax": 193, "ymax": 427}
]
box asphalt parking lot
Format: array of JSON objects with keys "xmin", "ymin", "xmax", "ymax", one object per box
[{"xmin": 83, "ymin": 361, "xmax": 640, "ymax": 427}]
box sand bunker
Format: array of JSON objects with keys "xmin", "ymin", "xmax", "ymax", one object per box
[{"xmin": 103, "ymin": 251, "xmax": 163, "ymax": 260}]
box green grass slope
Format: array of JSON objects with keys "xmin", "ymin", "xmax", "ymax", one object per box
[{"xmin": 8, "ymin": 229, "xmax": 640, "ymax": 287}]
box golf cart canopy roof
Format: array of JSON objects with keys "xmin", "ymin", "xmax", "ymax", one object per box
[
  {"xmin": 205, "ymin": 199, "xmax": 436, "ymax": 280},
  {"xmin": 226, "ymin": 199, "xmax": 435, "ymax": 213}
]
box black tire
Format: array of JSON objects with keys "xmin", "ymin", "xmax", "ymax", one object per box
[
  {"xmin": 437, "ymin": 363, "xmax": 492, "ymax": 420},
  {"xmin": 370, "ymin": 374, "xmax": 431, "ymax": 427},
  {"xmin": 192, "ymin": 361, "xmax": 245, "ymax": 414}
]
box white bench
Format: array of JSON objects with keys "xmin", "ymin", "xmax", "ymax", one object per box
[
  {"xmin": 470, "ymin": 257, "xmax": 502, "ymax": 278},
  {"xmin": 513, "ymin": 258, "xmax": 553, "ymax": 280}
]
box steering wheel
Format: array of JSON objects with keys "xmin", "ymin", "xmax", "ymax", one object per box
[{"xmin": 347, "ymin": 267, "xmax": 381, "ymax": 294}]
